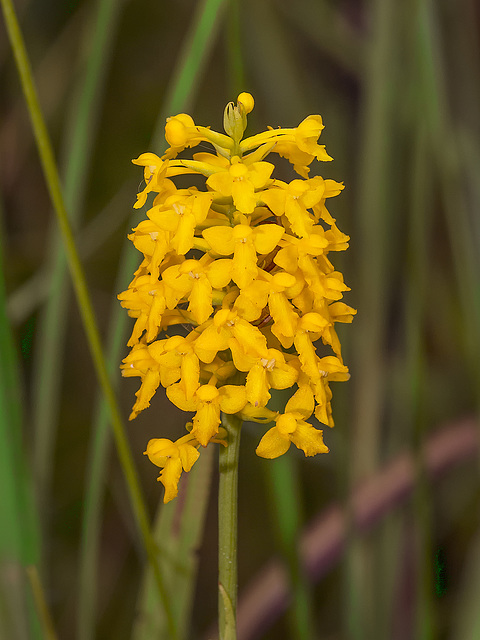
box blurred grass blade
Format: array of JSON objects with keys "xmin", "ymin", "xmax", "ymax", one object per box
[
  {"xmin": 451, "ymin": 530, "xmax": 480, "ymax": 640},
  {"xmin": 32, "ymin": 0, "xmax": 123, "ymax": 512},
  {"xmin": 0, "ymin": 199, "xmax": 41, "ymax": 639},
  {"xmin": 79, "ymin": 1, "xmax": 228, "ymax": 637},
  {"xmin": 346, "ymin": 0, "xmax": 399, "ymax": 636},
  {"xmin": 26, "ymin": 566, "xmax": 58, "ymax": 640},
  {"xmin": 8, "ymin": 181, "xmax": 133, "ymax": 325},
  {"xmin": 151, "ymin": 0, "xmax": 228, "ymax": 150},
  {"xmin": 226, "ymin": 0, "xmax": 246, "ymax": 97},
  {"xmin": 133, "ymin": 446, "xmax": 215, "ymax": 640},
  {"xmin": 244, "ymin": 0, "xmax": 308, "ymax": 120},
  {"xmin": 261, "ymin": 389, "xmax": 316, "ymax": 640},
  {"xmin": 264, "ymin": 455, "xmax": 316, "ymax": 640},
  {"xmin": 0, "ymin": 1, "xmax": 177, "ymax": 636},
  {"xmin": 278, "ymin": 0, "xmax": 363, "ymax": 78}
]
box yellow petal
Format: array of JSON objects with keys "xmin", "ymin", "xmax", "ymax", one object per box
[
  {"xmin": 232, "ymin": 319, "xmax": 267, "ymax": 357},
  {"xmin": 274, "ymin": 245, "xmax": 298, "ymax": 273},
  {"xmin": 166, "ymin": 382, "xmax": 197, "ymax": 411},
  {"xmin": 268, "ymin": 362, "xmax": 298, "ymax": 390},
  {"xmin": 130, "ymin": 370, "xmax": 160, "ymax": 420},
  {"xmin": 294, "ymin": 332, "xmax": 320, "ymax": 381},
  {"xmin": 290, "ymin": 422, "xmax": 329, "ymax": 456},
  {"xmin": 202, "ymin": 226, "xmax": 235, "ymax": 255},
  {"xmin": 252, "ymin": 224, "xmax": 284, "ymax": 254},
  {"xmin": 240, "ymin": 404, "xmax": 277, "ymax": 423},
  {"xmin": 256, "ymin": 427, "xmax": 291, "ymax": 459},
  {"xmin": 194, "ymin": 325, "xmax": 231, "ymax": 363},
  {"xmin": 178, "ymin": 443, "xmax": 200, "ymax": 472},
  {"xmin": 269, "ymin": 291, "xmax": 298, "ymax": 337},
  {"xmin": 193, "ymin": 402, "xmax": 221, "ymax": 446},
  {"xmin": 188, "ymin": 277, "xmax": 212, "ymax": 324},
  {"xmin": 206, "ymin": 171, "xmax": 233, "ymax": 197},
  {"xmin": 159, "ymin": 458, "xmax": 183, "ymax": 503},
  {"xmin": 232, "ymin": 180, "xmax": 257, "ymax": 214},
  {"xmin": 228, "ymin": 338, "xmax": 257, "ymax": 372},
  {"xmin": 144, "ymin": 438, "xmax": 175, "ymax": 467},
  {"xmin": 284, "ymin": 385, "xmax": 314, "ymax": 418},
  {"xmin": 248, "ymin": 161, "xmax": 274, "ymax": 189},
  {"xmin": 174, "ymin": 213, "xmax": 196, "ymax": 255},
  {"xmin": 232, "ymin": 239, "xmax": 257, "ymax": 289},
  {"xmin": 181, "ymin": 351, "xmax": 200, "ymax": 399},
  {"xmin": 300, "ymin": 312, "xmax": 329, "ymax": 332},
  {"xmin": 246, "ymin": 365, "xmax": 270, "ymax": 407},
  {"xmin": 219, "ymin": 385, "xmax": 247, "ymax": 414},
  {"xmin": 261, "ymin": 188, "xmax": 286, "ymax": 216},
  {"xmin": 207, "ymin": 259, "xmax": 233, "ymax": 289}
]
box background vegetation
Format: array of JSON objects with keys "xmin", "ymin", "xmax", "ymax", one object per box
[{"xmin": 1, "ymin": 0, "xmax": 479, "ymax": 638}]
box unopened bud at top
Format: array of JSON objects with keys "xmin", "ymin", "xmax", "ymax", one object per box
[
  {"xmin": 237, "ymin": 92, "xmax": 254, "ymax": 114},
  {"xmin": 223, "ymin": 92, "xmax": 254, "ymax": 143}
]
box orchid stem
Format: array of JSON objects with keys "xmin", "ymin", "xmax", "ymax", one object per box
[{"xmin": 218, "ymin": 413, "xmax": 242, "ymax": 640}]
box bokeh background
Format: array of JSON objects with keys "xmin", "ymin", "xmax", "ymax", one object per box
[{"xmin": 1, "ymin": 0, "xmax": 480, "ymax": 639}]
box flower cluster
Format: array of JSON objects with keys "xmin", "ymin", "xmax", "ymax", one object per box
[{"xmin": 119, "ymin": 93, "xmax": 355, "ymax": 502}]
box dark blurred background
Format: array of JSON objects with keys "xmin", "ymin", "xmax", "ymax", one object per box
[{"xmin": 1, "ymin": 0, "xmax": 480, "ymax": 639}]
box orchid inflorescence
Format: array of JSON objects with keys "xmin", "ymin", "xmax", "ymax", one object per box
[{"xmin": 119, "ymin": 93, "xmax": 355, "ymax": 502}]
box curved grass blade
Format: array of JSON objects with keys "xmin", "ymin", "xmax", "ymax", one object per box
[
  {"xmin": 32, "ymin": 0, "xmax": 123, "ymax": 517},
  {"xmin": 0, "ymin": 2, "xmax": 177, "ymax": 637}
]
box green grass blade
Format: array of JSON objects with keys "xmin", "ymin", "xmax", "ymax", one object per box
[
  {"xmin": 261, "ymin": 389, "xmax": 316, "ymax": 640},
  {"xmin": 226, "ymin": 0, "xmax": 246, "ymax": 97},
  {"xmin": 133, "ymin": 446, "xmax": 215, "ymax": 640},
  {"xmin": 346, "ymin": 0, "xmax": 399, "ymax": 636},
  {"xmin": 0, "ymin": 198, "xmax": 41, "ymax": 639},
  {"xmin": 151, "ymin": 0, "xmax": 228, "ymax": 150},
  {"xmin": 264, "ymin": 455, "xmax": 316, "ymax": 640},
  {"xmin": 32, "ymin": 0, "xmax": 123, "ymax": 512},
  {"xmin": 0, "ymin": 2, "xmax": 177, "ymax": 636},
  {"xmin": 26, "ymin": 567, "xmax": 58, "ymax": 640},
  {"xmin": 278, "ymin": 0, "xmax": 364, "ymax": 78}
]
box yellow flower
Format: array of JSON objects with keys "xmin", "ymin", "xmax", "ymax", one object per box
[
  {"xmin": 161, "ymin": 256, "xmax": 232, "ymax": 324},
  {"xmin": 148, "ymin": 190, "xmax": 213, "ymax": 255},
  {"xmin": 256, "ymin": 392, "xmax": 329, "ymax": 459},
  {"xmin": 120, "ymin": 93, "xmax": 355, "ymax": 494},
  {"xmin": 229, "ymin": 340, "xmax": 298, "ymax": 407},
  {"xmin": 262, "ymin": 178, "xmax": 326, "ymax": 238},
  {"xmin": 206, "ymin": 157, "xmax": 274, "ymax": 214},
  {"xmin": 202, "ymin": 221, "xmax": 284, "ymax": 289},
  {"xmin": 132, "ymin": 153, "xmax": 168, "ymax": 208},
  {"xmin": 144, "ymin": 435, "xmax": 200, "ymax": 502},
  {"xmin": 167, "ymin": 383, "xmax": 247, "ymax": 446}
]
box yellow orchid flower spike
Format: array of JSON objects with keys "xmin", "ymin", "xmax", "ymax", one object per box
[{"xmin": 119, "ymin": 93, "xmax": 355, "ymax": 504}]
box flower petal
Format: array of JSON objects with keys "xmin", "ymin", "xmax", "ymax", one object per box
[
  {"xmin": 219, "ymin": 385, "xmax": 247, "ymax": 414},
  {"xmin": 290, "ymin": 422, "xmax": 329, "ymax": 456},
  {"xmin": 202, "ymin": 226, "xmax": 235, "ymax": 255},
  {"xmin": 256, "ymin": 427, "xmax": 291, "ymax": 459}
]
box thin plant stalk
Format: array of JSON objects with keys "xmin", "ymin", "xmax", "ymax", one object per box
[
  {"xmin": 0, "ymin": 2, "xmax": 177, "ymax": 636},
  {"xmin": 218, "ymin": 413, "xmax": 242, "ymax": 640}
]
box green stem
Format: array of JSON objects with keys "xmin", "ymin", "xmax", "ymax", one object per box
[{"xmin": 218, "ymin": 413, "xmax": 242, "ymax": 640}]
